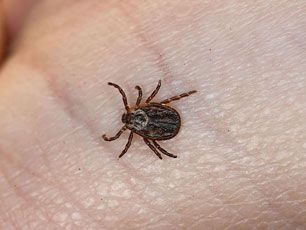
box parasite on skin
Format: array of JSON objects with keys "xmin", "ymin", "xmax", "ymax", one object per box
[{"xmin": 102, "ymin": 80, "xmax": 197, "ymax": 159}]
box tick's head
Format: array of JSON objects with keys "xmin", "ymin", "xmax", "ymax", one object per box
[
  {"xmin": 122, "ymin": 109, "xmax": 148, "ymax": 130},
  {"xmin": 121, "ymin": 113, "xmax": 130, "ymax": 124}
]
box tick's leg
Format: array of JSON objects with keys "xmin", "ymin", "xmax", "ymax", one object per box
[
  {"xmin": 135, "ymin": 85, "xmax": 142, "ymax": 106},
  {"xmin": 108, "ymin": 82, "xmax": 129, "ymax": 111},
  {"xmin": 143, "ymin": 138, "xmax": 162, "ymax": 159},
  {"xmin": 118, "ymin": 131, "xmax": 133, "ymax": 158},
  {"xmin": 160, "ymin": 90, "xmax": 197, "ymax": 104},
  {"xmin": 152, "ymin": 141, "xmax": 177, "ymax": 158},
  {"xmin": 102, "ymin": 126, "xmax": 127, "ymax": 141},
  {"xmin": 145, "ymin": 80, "xmax": 161, "ymax": 103}
]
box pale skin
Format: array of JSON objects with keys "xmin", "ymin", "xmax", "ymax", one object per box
[{"xmin": 0, "ymin": 0, "xmax": 306, "ymax": 229}]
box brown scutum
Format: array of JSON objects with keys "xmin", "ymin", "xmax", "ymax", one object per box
[{"xmin": 117, "ymin": 3, "xmax": 174, "ymax": 82}]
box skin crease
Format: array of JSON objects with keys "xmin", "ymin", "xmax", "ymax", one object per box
[{"xmin": 0, "ymin": 0, "xmax": 306, "ymax": 229}]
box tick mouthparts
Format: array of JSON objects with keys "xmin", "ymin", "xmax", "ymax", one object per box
[{"xmin": 122, "ymin": 113, "xmax": 128, "ymax": 123}]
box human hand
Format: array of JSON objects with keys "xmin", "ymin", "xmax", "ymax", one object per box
[{"xmin": 0, "ymin": 1, "xmax": 305, "ymax": 229}]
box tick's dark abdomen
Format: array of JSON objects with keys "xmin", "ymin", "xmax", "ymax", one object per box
[{"xmin": 133, "ymin": 103, "xmax": 181, "ymax": 140}]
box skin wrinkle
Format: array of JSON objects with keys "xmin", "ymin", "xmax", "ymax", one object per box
[
  {"xmin": 207, "ymin": 126, "xmax": 301, "ymax": 227},
  {"xmin": 117, "ymin": 2, "xmax": 175, "ymax": 82},
  {"xmin": 114, "ymin": 134, "xmax": 210, "ymax": 226},
  {"xmin": 0, "ymin": 153, "xmax": 60, "ymax": 228},
  {"xmin": 148, "ymin": 175, "xmax": 217, "ymax": 227},
  {"xmin": 134, "ymin": 159, "xmax": 210, "ymax": 227},
  {"xmin": 39, "ymin": 147, "xmax": 106, "ymax": 228},
  {"xmin": 14, "ymin": 57, "xmax": 107, "ymax": 158},
  {"xmin": 0, "ymin": 170, "xmax": 20, "ymax": 230},
  {"xmin": 115, "ymin": 161, "xmax": 179, "ymax": 216},
  {"xmin": 0, "ymin": 211, "xmax": 19, "ymax": 230},
  {"xmin": 0, "ymin": 66, "xmax": 107, "ymax": 227},
  {"xmin": 116, "ymin": 140, "xmax": 200, "ymax": 225},
  {"xmin": 44, "ymin": 72, "xmax": 100, "ymax": 144},
  {"xmin": 190, "ymin": 107, "xmax": 281, "ymax": 226},
  {"xmin": 185, "ymin": 109, "xmax": 304, "ymax": 225},
  {"xmin": 0, "ymin": 142, "xmax": 99, "ymax": 228},
  {"xmin": 183, "ymin": 5, "xmax": 304, "ymax": 226}
]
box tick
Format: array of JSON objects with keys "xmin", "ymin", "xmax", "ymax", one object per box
[{"xmin": 102, "ymin": 80, "xmax": 197, "ymax": 159}]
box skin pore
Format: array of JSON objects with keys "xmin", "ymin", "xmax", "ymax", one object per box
[{"xmin": 0, "ymin": 0, "xmax": 306, "ymax": 229}]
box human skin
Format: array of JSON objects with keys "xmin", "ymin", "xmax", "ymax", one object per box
[{"xmin": 0, "ymin": 0, "xmax": 306, "ymax": 229}]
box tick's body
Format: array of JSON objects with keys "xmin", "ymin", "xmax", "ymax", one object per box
[
  {"xmin": 102, "ymin": 80, "xmax": 196, "ymax": 159},
  {"xmin": 124, "ymin": 103, "xmax": 181, "ymax": 140}
]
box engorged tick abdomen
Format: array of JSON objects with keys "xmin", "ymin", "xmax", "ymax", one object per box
[{"xmin": 131, "ymin": 103, "xmax": 181, "ymax": 140}]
